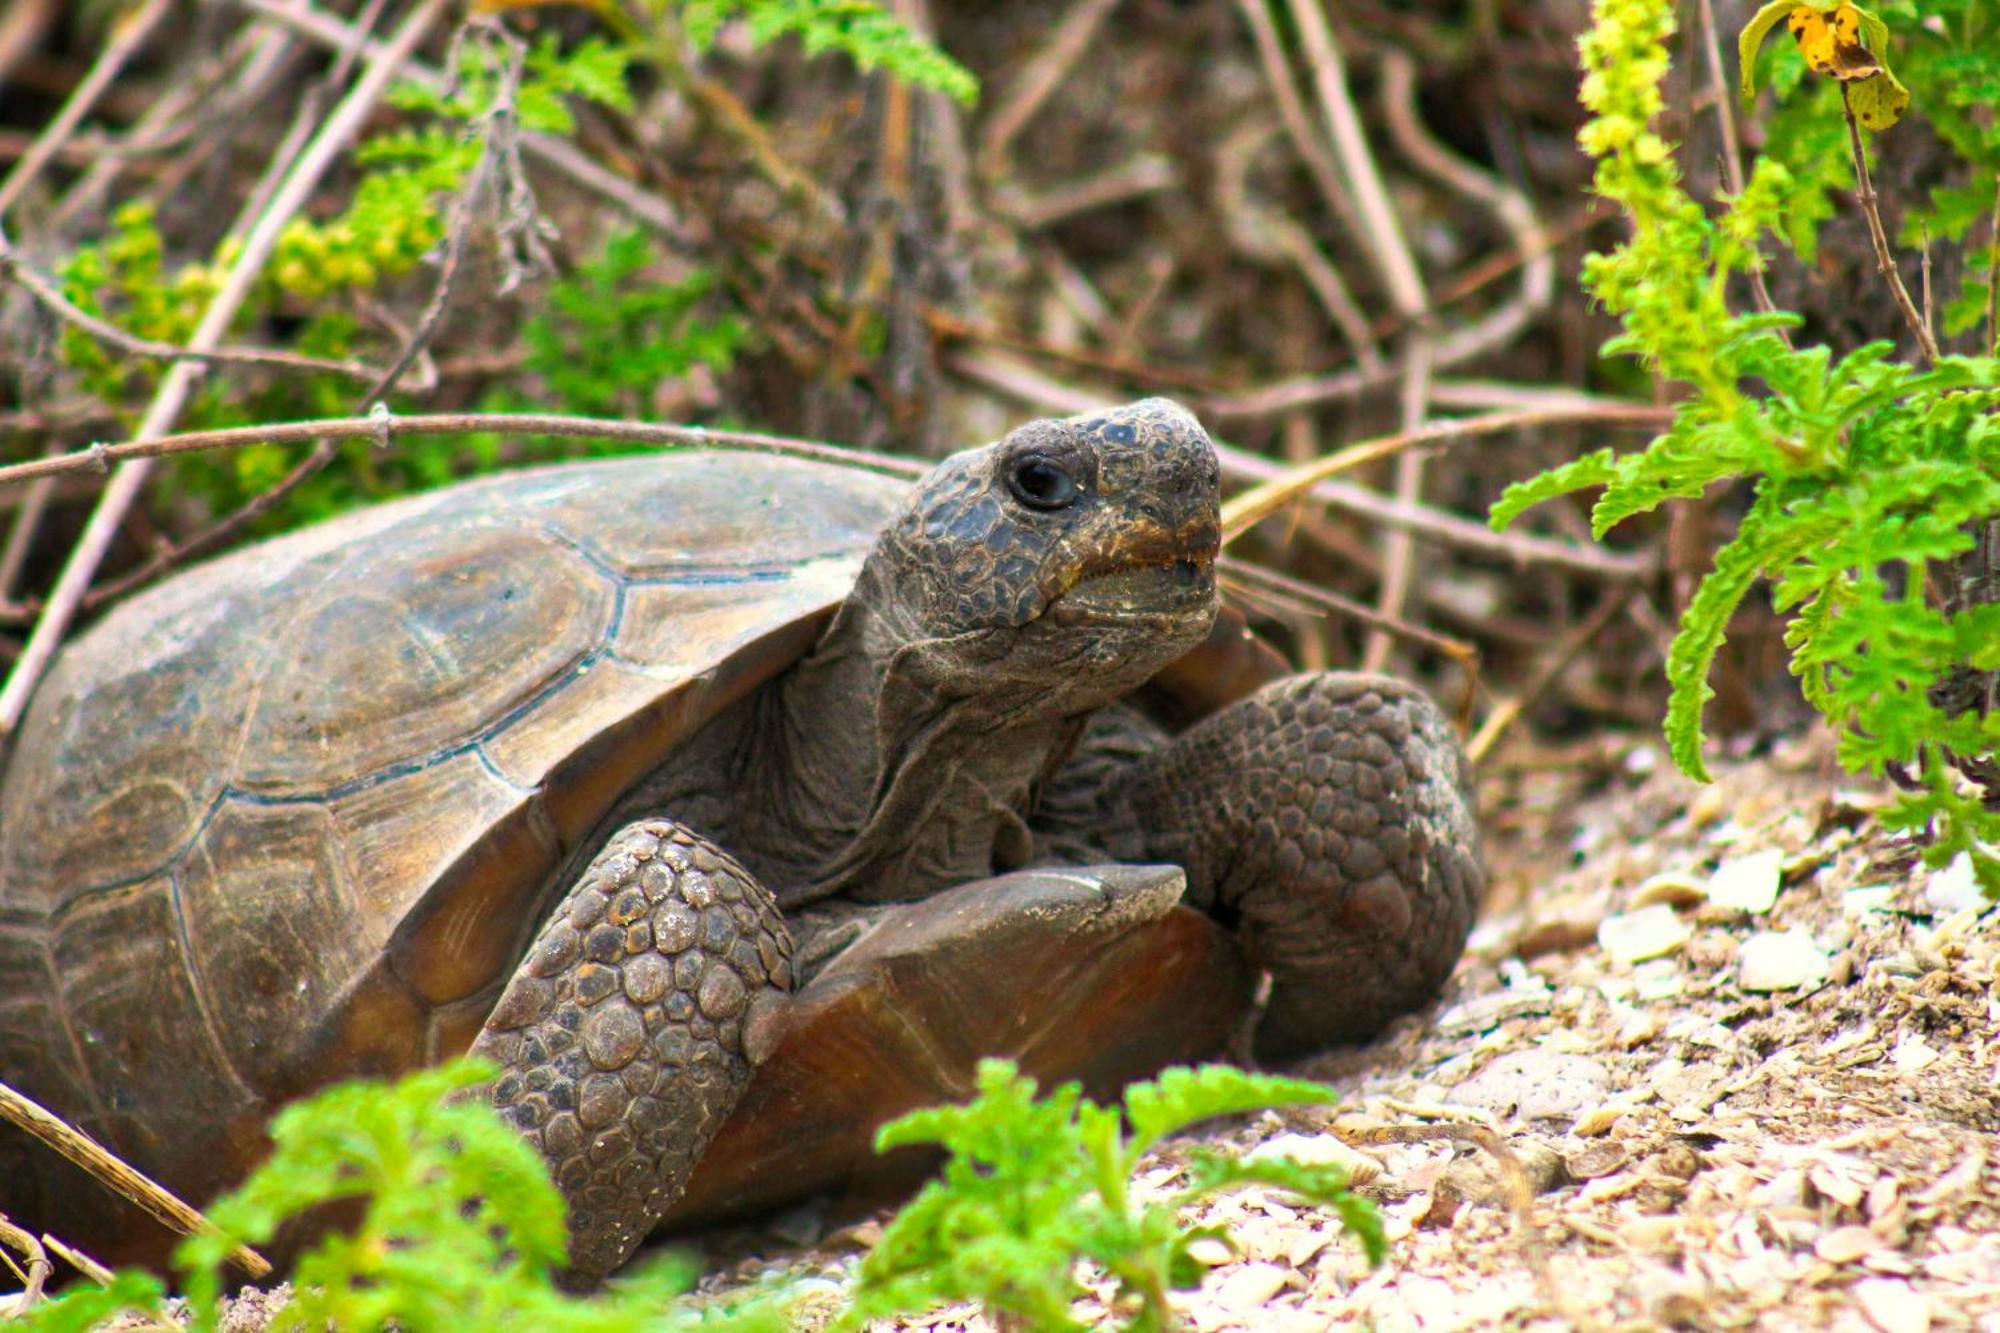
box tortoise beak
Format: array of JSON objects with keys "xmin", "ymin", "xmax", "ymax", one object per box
[{"xmin": 1049, "ymin": 515, "xmax": 1220, "ymax": 624}]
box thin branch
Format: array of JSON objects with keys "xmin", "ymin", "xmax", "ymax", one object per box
[
  {"xmin": 1198, "ymin": 285, "xmax": 1549, "ymax": 420},
  {"xmin": 234, "ymin": 0, "xmax": 691, "ymax": 241},
  {"xmin": 977, "ymin": 0, "xmax": 1121, "ymax": 175},
  {"xmin": 0, "ymin": 0, "xmax": 60, "ymax": 104},
  {"xmin": 85, "ymin": 142, "xmax": 502, "ymax": 608},
  {"xmin": 0, "ymin": 227, "xmax": 383, "ymax": 382},
  {"xmin": 0, "ymin": 411, "xmax": 929, "ymax": 493},
  {"xmin": 1219, "ymin": 405, "xmax": 1661, "ymax": 541},
  {"xmin": 0, "ymin": 0, "xmax": 452, "ymax": 736},
  {"xmin": 1231, "ymin": 0, "xmax": 1372, "ymax": 285},
  {"xmin": 1693, "ymin": 0, "xmax": 1782, "ymax": 320},
  {"xmin": 1215, "ymin": 119, "xmax": 1381, "ymax": 367},
  {"xmin": 1282, "ymin": 0, "xmax": 1429, "ymax": 321},
  {"xmin": 1364, "ymin": 334, "xmax": 1434, "ymax": 672},
  {"xmin": 989, "ymin": 155, "xmax": 1180, "ymax": 231},
  {"xmin": 1222, "ymin": 558, "xmax": 1479, "ymax": 670},
  {"xmin": 1841, "ymin": 86, "xmax": 1941, "ymax": 366},
  {"xmin": 49, "ymin": 23, "xmax": 290, "ymax": 233},
  {"xmin": 0, "ymin": 1080, "xmax": 270, "ymax": 1279},
  {"xmin": 42, "ymin": 1232, "xmax": 117, "ymax": 1285},
  {"xmin": 1465, "ymin": 584, "xmax": 1636, "ymax": 764},
  {"xmin": 0, "ymin": 0, "xmax": 176, "ymax": 219},
  {"xmin": 0, "ymin": 447, "xmax": 59, "ymax": 600}
]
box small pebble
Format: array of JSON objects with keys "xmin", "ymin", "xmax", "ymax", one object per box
[
  {"xmin": 1737, "ymin": 930, "xmax": 1832, "ymax": 992},
  {"xmin": 1842, "ymin": 885, "xmax": 1898, "ymax": 916},
  {"xmin": 1815, "ymin": 1225, "xmax": 1880, "ymax": 1264},
  {"xmin": 1890, "ymin": 1034, "xmax": 1939, "ymax": 1073},
  {"xmin": 1247, "ymin": 1133, "xmax": 1381, "ymax": 1184},
  {"xmin": 1598, "ymin": 903, "xmax": 1691, "ymax": 964},
  {"xmin": 1706, "ymin": 849, "xmax": 1784, "ymax": 914},
  {"xmin": 1924, "ymin": 852, "xmax": 1984, "ymax": 915},
  {"xmin": 1855, "ymin": 1278, "xmax": 1931, "ymax": 1333},
  {"xmin": 1210, "ymin": 1261, "xmax": 1291, "ymax": 1306},
  {"xmin": 1183, "ymin": 1236, "xmax": 1234, "ymax": 1266}
]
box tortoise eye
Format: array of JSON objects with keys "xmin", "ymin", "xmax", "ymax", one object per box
[{"xmin": 1007, "ymin": 455, "xmax": 1080, "ymax": 511}]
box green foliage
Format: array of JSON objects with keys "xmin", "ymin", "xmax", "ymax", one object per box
[
  {"xmin": 12, "ymin": 1061, "xmax": 784, "ymax": 1333},
  {"xmin": 47, "ymin": 31, "xmax": 644, "ymax": 532},
  {"xmin": 677, "ymin": 0, "xmax": 978, "ymax": 104},
  {"xmin": 521, "ymin": 229, "xmax": 747, "ymax": 419},
  {"xmin": 1494, "ymin": 0, "xmax": 2000, "ymax": 889},
  {"xmin": 840, "ymin": 1060, "xmax": 1380, "ymax": 1333}
]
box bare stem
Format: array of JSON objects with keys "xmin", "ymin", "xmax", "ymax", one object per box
[
  {"xmin": 1841, "ymin": 86, "xmax": 1942, "ymax": 366},
  {"xmin": 1694, "ymin": 0, "xmax": 1783, "ymax": 321},
  {"xmin": 0, "ymin": 0, "xmax": 175, "ymax": 219}
]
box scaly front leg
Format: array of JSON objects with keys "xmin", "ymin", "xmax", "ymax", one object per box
[
  {"xmin": 1053, "ymin": 674, "xmax": 1481, "ymax": 1060},
  {"xmin": 471, "ymin": 820, "xmax": 795, "ymax": 1281}
]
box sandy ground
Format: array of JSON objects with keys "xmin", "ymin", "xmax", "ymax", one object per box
[
  {"xmin": 11, "ymin": 728, "xmax": 1995, "ymax": 1331},
  {"xmin": 702, "ymin": 728, "xmax": 1999, "ymax": 1331}
]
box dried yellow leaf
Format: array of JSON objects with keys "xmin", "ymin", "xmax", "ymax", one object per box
[{"xmin": 1787, "ymin": 3, "xmax": 1881, "ymax": 81}]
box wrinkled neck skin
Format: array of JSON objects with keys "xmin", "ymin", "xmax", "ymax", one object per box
[{"xmin": 737, "ymin": 556, "xmax": 1160, "ymax": 907}]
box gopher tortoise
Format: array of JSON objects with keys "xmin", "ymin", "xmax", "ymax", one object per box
[{"xmin": 0, "ymin": 400, "xmax": 1481, "ymax": 1280}]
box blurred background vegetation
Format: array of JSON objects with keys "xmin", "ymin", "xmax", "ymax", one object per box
[{"xmin": 0, "ymin": 0, "xmax": 1990, "ymax": 835}]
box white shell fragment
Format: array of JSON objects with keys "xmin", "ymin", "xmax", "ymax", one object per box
[
  {"xmin": 1247, "ymin": 1133, "xmax": 1382, "ymax": 1184},
  {"xmin": 1924, "ymin": 851, "xmax": 1985, "ymax": 915},
  {"xmin": 1597, "ymin": 903, "xmax": 1691, "ymax": 964},
  {"xmin": 1736, "ymin": 930, "xmax": 1832, "ymax": 992},
  {"xmin": 1705, "ymin": 849, "xmax": 1785, "ymax": 914}
]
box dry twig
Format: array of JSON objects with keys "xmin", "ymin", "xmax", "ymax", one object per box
[
  {"xmin": 0, "ymin": 411, "xmax": 927, "ymax": 493},
  {"xmin": 236, "ymin": 0, "xmax": 690, "ymax": 240},
  {"xmin": 0, "ymin": 228, "xmax": 382, "ymax": 382},
  {"xmin": 1465, "ymin": 585, "xmax": 1637, "ymax": 765},
  {"xmin": 0, "ymin": 1213, "xmax": 52, "ymax": 1311},
  {"xmin": 0, "ymin": 0, "xmax": 451, "ymax": 736},
  {"xmin": 1219, "ymin": 406, "xmax": 1656, "ymax": 543},
  {"xmin": 0, "ymin": 0, "xmax": 175, "ymax": 219},
  {"xmin": 977, "ymin": 0, "xmax": 1121, "ymax": 178},
  {"xmin": 0, "ymin": 1080, "xmax": 270, "ymax": 1279}
]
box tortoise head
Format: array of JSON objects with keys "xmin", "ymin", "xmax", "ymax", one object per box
[{"xmin": 867, "ymin": 398, "xmax": 1221, "ymax": 702}]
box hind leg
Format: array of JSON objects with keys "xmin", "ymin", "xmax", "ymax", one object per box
[
  {"xmin": 470, "ymin": 819, "xmax": 794, "ymax": 1280},
  {"xmin": 1040, "ymin": 673, "xmax": 1482, "ymax": 1060}
]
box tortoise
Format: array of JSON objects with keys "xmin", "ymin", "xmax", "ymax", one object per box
[{"xmin": 0, "ymin": 399, "xmax": 1481, "ymax": 1281}]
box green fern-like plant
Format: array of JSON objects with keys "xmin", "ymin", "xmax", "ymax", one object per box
[
  {"xmin": 1492, "ymin": 0, "xmax": 2000, "ymax": 890},
  {"xmin": 839, "ymin": 1059, "xmax": 1383, "ymax": 1333},
  {"xmin": 11, "ymin": 1060, "xmax": 784, "ymax": 1333},
  {"xmin": 675, "ymin": 0, "xmax": 978, "ymax": 103}
]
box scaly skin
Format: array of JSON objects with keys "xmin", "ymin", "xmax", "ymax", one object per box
[
  {"xmin": 470, "ymin": 822, "xmax": 793, "ymax": 1277},
  {"xmin": 1040, "ymin": 673, "xmax": 1482, "ymax": 1059}
]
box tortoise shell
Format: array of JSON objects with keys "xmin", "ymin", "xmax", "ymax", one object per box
[{"xmin": 0, "ymin": 452, "xmax": 904, "ymax": 1210}]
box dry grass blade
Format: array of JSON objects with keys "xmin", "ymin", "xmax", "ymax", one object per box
[
  {"xmin": 1219, "ymin": 406, "xmax": 1663, "ymax": 545},
  {"xmin": 0, "ymin": 1080, "xmax": 270, "ymax": 1280},
  {"xmin": 39, "ymin": 1233, "xmax": 115, "ymax": 1286}
]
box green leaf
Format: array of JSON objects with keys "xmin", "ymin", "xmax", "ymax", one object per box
[
  {"xmin": 1740, "ymin": 0, "xmax": 1803, "ymax": 102},
  {"xmin": 1179, "ymin": 1151, "xmax": 1389, "ymax": 1267},
  {"xmin": 1488, "ymin": 448, "xmax": 1621, "ymax": 531},
  {"xmin": 1123, "ymin": 1066, "xmax": 1337, "ymax": 1158},
  {"xmin": 1664, "ymin": 498, "xmax": 1783, "ymax": 782}
]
